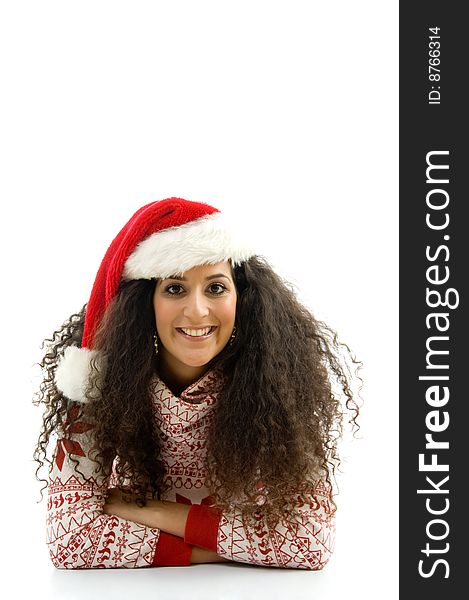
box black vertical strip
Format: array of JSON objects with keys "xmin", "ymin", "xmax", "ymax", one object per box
[{"xmin": 400, "ymin": 2, "xmax": 466, "ymax": 596}]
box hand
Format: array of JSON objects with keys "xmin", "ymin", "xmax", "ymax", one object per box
[
  {"xmin": 102, "ymin": 488, "xmax": 191, "ymax": 536},
  {"xmin": 102, "ymin": 488, "xmax": 229, "ymax": 563},
  {"xmin": 102, "ymin": 487, "xmax": 143, "ymax": 522}
]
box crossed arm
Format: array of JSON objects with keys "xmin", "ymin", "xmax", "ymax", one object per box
[
  {"xmin": 49, "ymin": 411, "xmax": 333, "ymax": 569},
  {"xmin": 103, "ymin": 488, "xmax": 229, "ymax": 564}
]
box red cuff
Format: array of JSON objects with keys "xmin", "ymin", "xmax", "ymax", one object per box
[
  {"xmin": 152, "ymin": 531, "xmax": 193, "ymax": 566},
  {"xmin": 184, "ymin": 504, "xmax": 222, "ymax": 552}
]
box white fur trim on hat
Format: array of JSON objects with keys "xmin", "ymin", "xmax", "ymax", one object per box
[
  {"xmin": 122, "ymin": 211, "xmax": 256, "ymax": 280},
  {"xmin": 55, "ymin": 346, "xmax": 101, "ymax": 403}
]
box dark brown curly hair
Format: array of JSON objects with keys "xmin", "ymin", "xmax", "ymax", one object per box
[{"xmin": 33, "ymin": 255, "xmax": 361, "ymax": 527}]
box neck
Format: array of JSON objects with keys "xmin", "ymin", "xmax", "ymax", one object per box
[{"xmin": 157, "ymin": 349, "xmax": 209, "ymax": 396}]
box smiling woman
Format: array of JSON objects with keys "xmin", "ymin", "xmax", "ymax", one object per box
[
  {"xmin": 153, "ymin": 264, "xmax": 237, "ymax": 394},
  {"xmin": 33, "ymin": 196, "xmax": 361, "ymax": 570}
]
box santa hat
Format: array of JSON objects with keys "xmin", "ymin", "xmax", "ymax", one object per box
[{"xmin": 55, "ymin": 197, "xmax": 256, "ymax": 402}]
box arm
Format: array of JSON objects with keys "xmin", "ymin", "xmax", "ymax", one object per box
[
  {"xmin": 104, "ymin": 480, "xmax": 335, "ymax": 570},
  {"xmin": 191, "ymin": 546, "xmax": 228, "ymax": 564},
  {"xmin": 47, "ymin": 403, "xmax": 194, "ymax": 568},
  {"xmin": 184, "ymin": 480, "xmax": 335, "ymax": 570},
  {"xmin": 103, "ymin": 490, "xmax": 229, "ymax": 564},
  {"xmin": 102, "ymin": 488, "xmax": 191, "ymax": 537}
]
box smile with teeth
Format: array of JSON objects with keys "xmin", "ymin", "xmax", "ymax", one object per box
[{"xmin": 177, "ymin": 326, "xmax": 216, "ymax": 338}]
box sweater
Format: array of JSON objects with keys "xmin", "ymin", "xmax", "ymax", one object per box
[{"xmin": 46, "ymin": 368, "xmax": 335, "ymax": 569}]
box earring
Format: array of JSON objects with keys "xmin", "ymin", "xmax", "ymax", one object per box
[
  {"xmin": 153, "ymin": 332, "xmax": 158, "ymax": 355},
  {"xmin": 229, "ymin": 325, "xmax": 237, "ymax": 346}
]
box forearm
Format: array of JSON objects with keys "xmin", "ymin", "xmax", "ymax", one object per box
[
  {"xmin": 191, "ymin": 546, "xmax": 229, "ymax": 564},
  {"xmin": 103, "ymin": 490, "xmax": 230, "ymax": 563},
  {"xmin": 136, "ymin": 502, "xmax": 229, "ymax": 562},
  {"xmin": 103, "ymin": 493, "xmax": 190, "ymax": 537},
  {"xmin": 148, "ymin": 499, "xmax": 191, "ymax": 537}
]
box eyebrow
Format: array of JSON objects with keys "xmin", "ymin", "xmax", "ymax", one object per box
[{"xmin": 165, "ymin": 273, "xmax": 232, "ymax": 282}]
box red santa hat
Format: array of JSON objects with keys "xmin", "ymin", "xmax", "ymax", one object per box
[{"xmin": 55, "ymin": 197, "xmax": 256, "ymax": 402}]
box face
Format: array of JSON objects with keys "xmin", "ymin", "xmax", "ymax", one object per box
[{"xmin": 153, "ymin": 261, "xmax": 237, "ymax": 385}]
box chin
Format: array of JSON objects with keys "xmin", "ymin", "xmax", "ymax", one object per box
[{"xmin": 178, "ymin": 354, "xmax": 216, "ymax": 367}]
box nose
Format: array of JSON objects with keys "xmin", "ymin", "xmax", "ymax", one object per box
[{"xmin": 182, "ymin": 288, "xmax": 210, "ymax": 321}]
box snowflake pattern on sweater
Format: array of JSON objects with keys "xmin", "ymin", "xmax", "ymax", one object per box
[{"xmin": 46, "ymin": 368, "xmax": 335, "ymax": 569}]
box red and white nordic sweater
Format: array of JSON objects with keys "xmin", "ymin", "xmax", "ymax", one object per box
[{"xmin": 47, "ymin": 368, "xmax": 335, "ymax": 569}]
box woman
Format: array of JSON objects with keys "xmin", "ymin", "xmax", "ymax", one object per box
[{"xmin": 33, "ymin": 197, "xmax": 360, "ymax": 569}]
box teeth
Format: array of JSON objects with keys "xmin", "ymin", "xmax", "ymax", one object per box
[{"xmin": 180, "ymin": 327, "xmax": 212, "ymax": 337}]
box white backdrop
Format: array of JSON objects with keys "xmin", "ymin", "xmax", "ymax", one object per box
[{"xmin": 0, "ymin": 1, "xmax": 398, "ymax": 598}]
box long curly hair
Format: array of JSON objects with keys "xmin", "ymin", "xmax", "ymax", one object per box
[{"xmin": 33, "ymin": 255, "xmax": 361, "ymax": 526}]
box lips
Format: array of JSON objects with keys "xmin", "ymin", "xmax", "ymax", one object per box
[{"xmin": 176, "ymin": 326, "xmax": 217, "ymax": 340}]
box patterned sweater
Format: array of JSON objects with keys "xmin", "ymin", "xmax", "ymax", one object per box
[{"xmin": 46, "ymin": 368, "xmax": 335, "ymax": 569}]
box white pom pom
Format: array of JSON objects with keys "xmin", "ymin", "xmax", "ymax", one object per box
[{"xmin": 55, "ymin": 346, "xmax": 101, "ymax": 402}]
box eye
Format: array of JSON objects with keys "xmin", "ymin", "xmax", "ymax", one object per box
[
  {"xmin": 164, "ymin": 284, "xmax": 184, "ymax": 295},
  {"xmin": 208, "ymin": 283, "xmax": 227, "ymax": 295}
]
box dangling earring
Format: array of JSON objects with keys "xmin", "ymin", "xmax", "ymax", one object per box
[
  {"xmin": 153, "ymin": 332, "xmax": 159, "ymax": 355},
  {"xmin": 229, "ymin": 325, "xmax": 237, "ymax": 346}
]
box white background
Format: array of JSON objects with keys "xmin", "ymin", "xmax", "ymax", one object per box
[{"xmin": 0, "ymin": 1, "xmax": 397, "ymax": 598}]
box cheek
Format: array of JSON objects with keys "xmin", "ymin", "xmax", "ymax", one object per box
[
  {"xmin": 218, "ymin": 297, "xmax": 237, "ymax": 326},
  {"xmin": 154, "ymin": 297, "xmax": 175, "ymax": 331}
]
